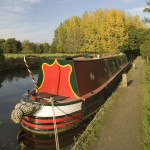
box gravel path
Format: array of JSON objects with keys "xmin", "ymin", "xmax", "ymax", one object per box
[{"xmin": 90, "ymin": 57, "xmax": 143, "ymax": 150}]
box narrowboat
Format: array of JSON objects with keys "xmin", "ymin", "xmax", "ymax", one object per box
[{"xmin": 12, "ymin": 53, "xmax": 130, "ymax": 135}]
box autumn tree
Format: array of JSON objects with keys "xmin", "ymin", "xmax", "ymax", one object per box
[
  {"xmin": 81, "ymin": 11, "xmax": 98, "ymax": 53},
  {"xmin": 50, "ymin": 29, "xmax": 59, "ymax": 53},
  {"xmin": 65, "ymin": 16, "xmax": 84, "ymax": 53},
  {"xmin": 51, "ymin": 8, "xmax": 147, "ymax": 54},
  {"xmin": 56, "ymin": 22, "xmax": 67, "ymax": 53}
]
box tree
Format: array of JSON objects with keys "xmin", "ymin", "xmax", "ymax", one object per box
[
  {"xmin": 0, "ymin": 39, "xmax": 5, "ymax": 52},
  {"xmin": 140, "ymin": 29, "xmax": 150, "ymax": 62},
  {"xmin": 51, "ymin": 8, "xmax": 147, "ymax": 54},
  {"xmin": 119, "ymin": 26, "xmax": 145, "ymax": 52},
  {"xmin": 42, "ymin": 43, "xmax": 50, "ymax": 53},
  {"xmin": 50, "ymin": 29, "xmax": 59, "ymax": 53},
  {"xmin": 34, "ymin": 43, "xmax": 43, "ymax": 53},
  {"xmin": 65, "ymin": 16, "xmax": 84, "ymax": 53},
  {"xmin": 143, "ymin": 0, "xmax": 150, "ymax": 22},
  {"xmin": 22, "ymin": 40, "xmax": 36, "ymax": 54},
  {"xmin": 56, "ymin": 22, "xmax": 67, "ymax": 53},
  {"xmin": 2, "ymin": 38, "xmax": 22, "ymax": 53},
  {"xmin": 99, "ymin": 9, "xmax": 128, "ymax": 53},
  {"xmin": 0, "ymin": 47, "xmax": 4, "ymax": 66},
  {"xmin": 0, "ymin": 39, "xmax": 5, "ymax": 65}
]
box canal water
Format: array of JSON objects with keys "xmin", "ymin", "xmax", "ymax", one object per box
[{"xmin": 0, "ymin": 68, "xmax": 91, "ymax": 150}]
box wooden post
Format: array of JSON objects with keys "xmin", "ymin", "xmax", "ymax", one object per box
[
  {"xmin": 133, "ymin": 64, "xmax": 136, "ymax": 69},
  {"xmin": 122, "ymin": 73, "xmax": 128, "ymax": 87}
]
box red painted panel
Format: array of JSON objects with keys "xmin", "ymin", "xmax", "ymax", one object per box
[
  {"xmin": 22, "ymin": 118, "xmax": 81, "ymax": 129},
  {"xmin": 38, "ymin": 60, "xmax": 78, "ymax": 98},
  {"xmin": 23, "ymin": 112, "xmax": 81, "ymax": 123}
]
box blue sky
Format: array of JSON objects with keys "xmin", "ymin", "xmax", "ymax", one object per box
[{"xmin": 0, "ymin": 0, "xmax": 149, "ymax": 44}]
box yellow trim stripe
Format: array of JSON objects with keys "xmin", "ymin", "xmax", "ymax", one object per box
[{"xmin": 38, "ymin": 59, "xmax": 80, "ymax": 99}]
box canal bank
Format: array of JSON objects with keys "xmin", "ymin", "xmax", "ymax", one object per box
[
  {"xmin": 0, "ymin": 57, "xmax": 42, "ymax": 72},
  {"xmin": 72, "ymin": 57, "xmax": 143, "ymax": 150}
]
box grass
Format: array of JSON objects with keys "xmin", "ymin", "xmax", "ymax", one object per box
[
  {"xmin": 142, "ymin": 59, "xmax": 150, "ymax": 150},
  {"xmin": 4, "ymin": 53, "xmax": 76, "ymax": 59}
]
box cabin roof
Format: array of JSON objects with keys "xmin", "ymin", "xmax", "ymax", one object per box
[{"xmin": 45, "ymin": 53, "xmax": 125, "ymax": 61}]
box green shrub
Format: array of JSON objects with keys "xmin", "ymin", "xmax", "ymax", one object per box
[{"xmin": 142, "ymin": 60, "xmax": 150, "ymax": 150}]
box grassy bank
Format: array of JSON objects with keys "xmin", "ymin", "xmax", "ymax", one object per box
[
  {"xmin": 0, "ymin": 57, "xmax": 42, "ymax": 72},
  {"xmin": 72, "ymin": 90, "xmax": 119, "ymax": 150},
  {"xmin": 1, "ymin": 53, "xmax": 77, "ymax": 72},
  {"xmin": 142, "ymin": 60, "xmax": 150, "ymax": 150},
  {"xmin": 4, "ymin": 53, "xmax": 76, "ymax": 59}
]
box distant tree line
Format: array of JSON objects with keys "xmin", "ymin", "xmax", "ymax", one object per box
[{"xmin": 0, "ymin": 38, "xmax": 51, "ymax": 54}]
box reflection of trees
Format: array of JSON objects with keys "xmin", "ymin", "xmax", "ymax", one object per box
[{"xmin": 0, "ymin": 67, "xmax": 40, "ymax": 88}]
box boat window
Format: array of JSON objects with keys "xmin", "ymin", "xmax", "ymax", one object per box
[
  {"xmin": 90, "ymin": 72, "xmax": 95, "ymax": 81},
  {"xmin": 112, "ymin": 61, "xmax": 117, "ymax": 72},
  {"xmin": 116, "ymin": 59, "xmax": 120, "ymax": 69},
  {"xmin": 104, "ymin": 59, "xmax": 112, "ymax": 78},
  {"xmin": 121, "ymin": 59, "xmax": 123, "ymax": 64}
]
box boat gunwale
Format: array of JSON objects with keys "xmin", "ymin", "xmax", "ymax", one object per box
[
  {"xmin": 22, "ymin": 95, "xmax": 83, "ymax": 106},
  {"xmin": 80, "ymin": 62, "xmax": 130, "ymax": 99}
]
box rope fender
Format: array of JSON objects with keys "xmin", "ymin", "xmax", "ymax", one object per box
[{"xmin": 11, "ymin": 100, "xmax": 40, "ymax": 124}]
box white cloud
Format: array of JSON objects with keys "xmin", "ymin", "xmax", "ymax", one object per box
[
  {"xmin": 0, "ymin": 20, "xmax": 53, "ymax": 43},
  {"xmin": 127, "ymin": 7, "xmax": 144, "ymax": 15},
  {"xmin": 22, "ymin": 0, "xmax": 42, "ymax": 4},
  {"xmin": 0, "ymin": 5, "xmax": 31, "ymax": 13},
  {"xmin": 122, "ymin": 0, "xmax": 137, "ymax": 3},
  {"xmin": 0, "ymin": 0, "xmax": 50, "ymax": 43},
  {"xmin": 125, "ymin": 7, "xmax": 150, "ymax": 21},
  {"xmin": 57, "ymin": 0, "xmax": 75, "ymax": 4}
]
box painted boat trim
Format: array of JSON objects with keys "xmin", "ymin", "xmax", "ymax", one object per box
[{"xmin": 32, "ymin": 101, "xmax": 82, "ymax": 117}]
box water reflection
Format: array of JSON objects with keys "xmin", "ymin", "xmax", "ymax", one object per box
[
  {"xmin": 17, "ymin": 124, "xmax": 85, "ymax": 150},
  {"xmin": 0, "ymin": 68, "xmax": 94, "ymax": 150},
  {"xmin": 0, "ymin": 68, "xmax": 39, "ymax": 150},
  {"xmin": 0, "ymin": 68, "xmax": 39, "ymax": 88}
]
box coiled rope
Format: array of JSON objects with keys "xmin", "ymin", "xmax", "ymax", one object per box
[
  {"xmin": 24, "ymin": 55, "xmax": 38, "ymax": 93},
  {"xmin": 11, "ymin": 100, "xmax": 40, "ymax": 124}
]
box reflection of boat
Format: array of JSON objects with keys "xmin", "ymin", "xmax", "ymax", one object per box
[
  {"xmin": 18, "ymin": 124, "xmax": 86, "ymax": 150},
  {"xmin": 17, "ymin": 53, "xmax": 130, "ymax": 134}
]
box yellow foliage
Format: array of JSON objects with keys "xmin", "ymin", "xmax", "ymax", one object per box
[{"xmin": 53, "ymin": 8, "xmax": 147, "ymax": 54}]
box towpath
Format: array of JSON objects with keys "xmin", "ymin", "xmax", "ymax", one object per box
[{"xmin": 89, "ymin": 57, "xmax": 143, "ymax": 150}]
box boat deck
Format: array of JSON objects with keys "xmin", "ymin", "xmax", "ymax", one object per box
[{"xmin": 24, "ymin": 92, "xmax": 81, "ymax": 105}]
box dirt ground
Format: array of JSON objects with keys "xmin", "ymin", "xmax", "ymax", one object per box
[{"xmin": 89, "ymin": 57, "xmax": 143, "ymax": 150}]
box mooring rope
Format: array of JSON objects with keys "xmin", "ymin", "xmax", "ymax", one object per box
[
  {"xmin": 24, "ymin": 55, "xmax": 38, "ymax": 93},
  {"xmin": 49, "ymin": 97, "xmax": 60, "ymax": 150}
]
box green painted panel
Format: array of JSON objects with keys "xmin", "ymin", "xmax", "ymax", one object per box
[{"xmin": 37, "ymin": 58, "xmax": 79, "ymax": 97}]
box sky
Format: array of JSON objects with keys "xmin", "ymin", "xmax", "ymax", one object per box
[{"xmin": 0, "ymin": 0, "xmax": 149, "ymax": 44}]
